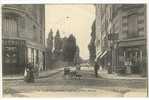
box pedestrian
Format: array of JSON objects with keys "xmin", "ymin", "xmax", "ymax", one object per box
[
  {"xmin": 29, "ymin": 63, "xmax": 35, "ymax": 82},
  {"xmin": 24, "ymin": 63, "xmax": 29, "ymax": 82},
  {"xmin": 34, "ymin": 63, "xmax": 39, "ymax": 79},
  {"xmin": 125, "ymin": 59, "xmax": 131, "ymax": 74},
  {"xmin": 94, "ymin": 62, "xmax": 99, "ymax": 77},
  {"xmin": 24, "ymin": 63, "xmax": 31, "ymax": 82},
  {"xmin": 76, "ymin": 65, "xmax": 80, "ymax": 72},
  {"xmin": 107, "ymin": 62, "xmax": 112, "ymax": 74},
  {"xmin": 129, "ymin": 60, "xmax": 132, "ymax": 73},
  {"xmin": 24, "ymin": 63, "xmax": 35, "ymax": 83}
]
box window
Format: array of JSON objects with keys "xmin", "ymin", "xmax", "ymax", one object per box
[
  {"xmin": 3, "ymin": 16, "xmax": 18, "ymax": 35},
  {"xmin": 4, "ymin": 46, "xmax": 17, "ymax": 63},
  {"xmin": 127, "ymin": 14, "xmax": 138, "ymax": 38}
]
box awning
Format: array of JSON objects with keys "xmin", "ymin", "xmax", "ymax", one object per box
[
  {"xmin": 95, "ymin": 50, "xmax": 108, "ymax": 62},
  {"xmin": 26, "ymin": 41, "xmax": 45, "ymax": 51},
  {"xmin": 119, "ymin": 38, "xmax": 146, "ymax": 47},
  {"xmin": 95, "ymin": 51, "xmax": 102, "ymax": 61},
  {"xmin": 100, "ymin": 51, "xmax": 108, "ymax": 59}
]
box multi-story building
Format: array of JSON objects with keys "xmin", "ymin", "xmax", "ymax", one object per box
[
  {"xmin": 95, "ymin": 4, "xmax": 113, "ymax": 70},
  {"xmin": 95, "ymin": 4, "xmax": 147, "ymax": 74},
  {"xmin": 2, "ymin": 4, "xmax": 45, "ymax": 74}
]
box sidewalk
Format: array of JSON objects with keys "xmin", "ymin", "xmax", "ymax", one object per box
[
  {"xmin": 98, "ymin": 70, "xmax": 147, "ymax": 80},
  {"xmin": 3, "ymin": 67, "xmax": 63, "ymax": 80}
]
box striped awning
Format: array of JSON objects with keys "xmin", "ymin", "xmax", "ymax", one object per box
[
  {"xmin": 95, "ymin": 50, "xmax": 108, "ymax": 61},
  {"xmin": 100, "ymin": 51, "xmax": 108, "ymax": 59}
]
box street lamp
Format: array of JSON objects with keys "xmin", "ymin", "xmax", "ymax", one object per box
[{"xmin": 108, "ymin": 33, "xmax": 119, "ymax": 73}]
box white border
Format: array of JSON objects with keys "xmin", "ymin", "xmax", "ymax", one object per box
[
  {"xmin": 0, "ymin": 0, "xmax": 148, "ymax": 4},
  {"xmin": 0, "ymin": 0, "xmax": 149, "ymax": 99},
  {"xmin": 0, "ymin": 4, "xmax": 2, "ymax": 98},
  {"xmin": 147, "ymin": 0, "xmax": 149, "ymax": 97}
]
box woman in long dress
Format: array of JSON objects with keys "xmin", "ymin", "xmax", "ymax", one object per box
[
  {"xmin": 24, "ymin": 63, "xmax": 35, "ymax": 83},
  {"xmin": 125, "ymin": 59, "xmax": 131, "ymax": 74}
]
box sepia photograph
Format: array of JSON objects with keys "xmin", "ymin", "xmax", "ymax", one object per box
[{"xmin": 1, "ymin": 4, "xmax": 148, "ymax": 97}]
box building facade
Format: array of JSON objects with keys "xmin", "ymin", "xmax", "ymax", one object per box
[
  {"xmin": 95, "ymin": 4, "xmax": 147, "ymax": 74},
  {"xmin": 2, "ymin": 4, "xmax": 45, "ymax": 74},
  {"xmin": 95, "ymin": 4, "xmax": 113, "ymax": 70}
]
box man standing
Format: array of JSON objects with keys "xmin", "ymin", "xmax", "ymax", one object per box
[{"xmin": 94, "ymin": 62, "xmax": 99, "ymax": 77}]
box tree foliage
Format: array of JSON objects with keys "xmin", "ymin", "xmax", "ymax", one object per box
[
  {"xmin": 47, "ymin": 29, "xmax": 53, "ymax": 52},
  {"xmin": 54, "ymin": 30, "xmax": 62, "ymax": 51},
  {"xmin": 54, "ymin": 30, "xmax": 62, "ymax": 59},
  {"xmin": 46, "ymin": 29, "xmax": 54, "ymax": 69},
  {"xmin": 73, "ymin": 46, "xmax": 80, "ymax": 65},
  {"xmin": 63, "ymin": 34, "xmax": 77, "ymax": 63},
  {"xmin": 88, "ymin": 20, "xmax": 96, "ymax": 64}
]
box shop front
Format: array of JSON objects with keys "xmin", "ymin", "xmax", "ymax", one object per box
[
  {"xmin": 2, "ymin": 39, "xmax": 26, "ymax": 75},
  {"xmin": 27, "ymin": 47, "xmax": 45, "ymax": 71},
  {"xmin": 117, "ymin": 38, "xmax": 147, "ymax": 74},
  {"xmin": 2, "ymin": 39, "xmax": 46, "ymax": 75},
  {"xmin": 96, "ymin": 50, "xmax": 111, "ymax": 71}
]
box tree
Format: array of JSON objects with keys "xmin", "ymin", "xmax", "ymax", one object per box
[
  {"xmin": 73, "ymin": 45, "xmax": 80, "ymax": 65},
  {"xmin": 47, "ymin": 29, "xmax": 53, "ymax": 53},
  {"xmin": 46, "ymin": 29, "xmax": 54, "ymax": 69},
  {"xmin": 54, "ymin": 30, "xmax": 62, "ymax": 59},
  {"xmin": 62, "ymin": 37, "xmax": 67, "ymax": 61},
  {"xmin": 88, "ymin": 20, "xmax": 96, "ymax": 64},
  {"xmin": 63, "ymin": 34, "xmax": 77, "ymax": 64}
]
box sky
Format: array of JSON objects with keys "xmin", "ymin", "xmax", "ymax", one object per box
[{"xmin": 45, "ymin": 5, "xmax": 95, "ymax": 59}]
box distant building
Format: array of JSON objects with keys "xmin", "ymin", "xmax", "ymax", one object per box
[
  {"xmin": 2, "ymin": 4, "xmax": 45, "ymax": 74},
  {"xmin": 95, "ymin": 4, "xmax": 147, "ymax": 74}
]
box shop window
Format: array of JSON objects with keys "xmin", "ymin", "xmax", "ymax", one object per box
[{"xmin": 4, "ymin": 46, "xmax": 17, "ymax": 63}]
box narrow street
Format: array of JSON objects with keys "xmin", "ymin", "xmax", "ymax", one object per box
[{"xmin": 3, "ymin": 66, "xmax": 147, "ymax": 97}]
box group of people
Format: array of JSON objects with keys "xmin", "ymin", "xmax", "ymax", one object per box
[
  {"xmin": 93, "ymin": 61, "xmax": 112, "ymax": 77},
  {"xmin": 24, "ymin": 63, "xmax": 39, "ymax": 83},
  {"xmin": 94, "ymin": 58, "xmax": 134, "ymax": 77}
]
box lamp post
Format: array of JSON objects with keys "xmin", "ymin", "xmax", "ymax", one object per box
[{"xmin": 108, "ymin": 33, "xmax": 118, "ymax": 73}]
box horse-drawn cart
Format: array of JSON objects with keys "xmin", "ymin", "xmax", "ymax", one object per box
[{"xmin": 64, "ymin": 67, "xmax": 81, "ymax": 79}]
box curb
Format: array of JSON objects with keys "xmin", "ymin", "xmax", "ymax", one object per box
[
  {"xmin": 38, "ymin": 70, "xmax": 63, "ymax": 79},
  {"xmin": 3, "ymin": 70, "xmax": 63, "ymax": 81},
  {"xmin": 98, "ymin": 74, "xmax": 147, "ymax": 80}
]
